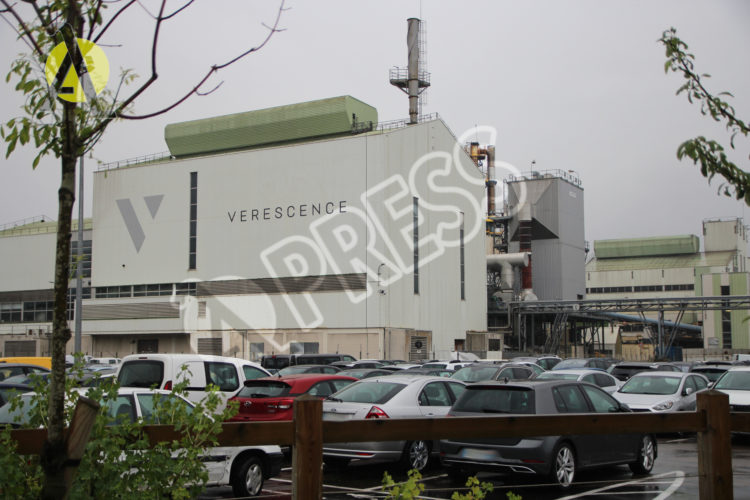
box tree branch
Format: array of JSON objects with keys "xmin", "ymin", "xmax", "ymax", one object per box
[
  {"xmin": 0, "ymin": 0, "xmax": 45, "ymax": 57},
  {"xmin": 80, "ymin": 0, "xmax": 285, "ymax": 141},
  {"xmin": 92, "ymin": 0, "xmax": 136, "ymax": 43},
  {"xmin": 118, "ymin": 0, "xmax": 286, "ymax": 120}
]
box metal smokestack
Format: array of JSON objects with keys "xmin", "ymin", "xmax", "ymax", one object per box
[
  {"xmin": 390, "ymin": 18, "xmax": 430, "ymax": 124},
  {"xmin": 407, "ymin": 17, "xmax": 420, "ymax": 124}
]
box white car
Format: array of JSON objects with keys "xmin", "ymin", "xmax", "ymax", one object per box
[
  {"xmin": 116, "ymin": 353, "xmax": 270, "ymax": 408},
  {"xmin": 712, "ymin": 366, "xmax": 750, "ymax": 413},
  {"xmin": 322, "ymin": 375, "xmax": 467, "ymax": 471},
  {"xmin": 0, "ymin": 388, "xmax": 283, "ymax": 497},
  {"xmin": 535, "ymin": 369, "xmax": 621, "ymax": 394},
  {"xmin": 613, "ymin": 371, "xmax": 709, "ymax": 412}
]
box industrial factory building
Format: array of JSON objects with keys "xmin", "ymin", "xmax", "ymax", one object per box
[
  {"xmin": 0, "ymin": 96, "xmax": 488, "ymax": 360},
  {"xmin": 585, "ymin": 217, "xmax": 750, "ymax": 353}
]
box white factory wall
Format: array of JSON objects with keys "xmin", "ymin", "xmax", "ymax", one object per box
[
  {"xmin": 88, "ymin": 119, "xmax": 486, "ymax": 358},
  {"xmin": 0, "ymin": 232, "xmax": 56, "ymax": 291}
]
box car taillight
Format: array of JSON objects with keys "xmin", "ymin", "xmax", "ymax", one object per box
[
  {"xmin": 268, "ymin": 399, "xmax": 294, "ymax": 410},
  {"xmin": 365, "ymin": 406, "xmax": 389, "ymax": 419},
  {"xmin": 163, "ymin": 380, "xmax": 172, "ymax": 390}
]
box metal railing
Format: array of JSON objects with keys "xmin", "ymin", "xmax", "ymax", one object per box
[{"xmin": 98, "ymin": 151, "xmax": 174, "ymax": 171}]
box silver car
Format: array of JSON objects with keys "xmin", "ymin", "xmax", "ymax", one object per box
[
  {"xmin": 536, "ymin": 369, "xmax": 621, "ymax": 394},
  {"xmin": 322, "ymin": 375, "xmax": 467, "ymax": 471},
  {"xmin": 612, "ymin": 371, "xmax": 709, "ymax": 412}
]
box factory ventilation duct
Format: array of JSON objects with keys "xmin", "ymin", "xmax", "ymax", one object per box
[{"xmin": 390, "ymin": 18, "xmax": 431, "ymax": 124}]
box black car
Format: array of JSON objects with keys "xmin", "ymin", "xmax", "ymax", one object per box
[{"xmin": 440, "ymin": 380, "xmax": 657, "ymax": 488}]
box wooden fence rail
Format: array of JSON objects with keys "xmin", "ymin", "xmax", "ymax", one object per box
[{"xmin": 10, "ymin": 390, "xmax": 750, "ymax": 499}]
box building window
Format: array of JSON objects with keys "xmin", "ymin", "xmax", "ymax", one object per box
[
  {"xmin": 413, "ymin": 197, "xmax": 419, "ymax": 295},
  {"xmin": 0, "ymin": 302, "xmax": 22, "ymax": 323},
  {"xmin": 70, "ymin": 239, "xmax": 92, "ymax": 278},
  {"xmin": 459, "ymin": 212, "xmax": 465, "ymax": 300},
  {"xmin": 290, "ymin": 342, "xmax": 319, "ymax": 354},
  {"xmin": 189, "ymin": 171, "xmax": 198, "ymax": 270},
  {"xmin": 22, "ymin": 301, "xmax": 54, "ymax": 322},
  {"xmin": 721, "ymin": 285, "xmax": 731, "ymax": 348},
  {"xmin": 250, "ymin": 342, "xmax": 264, "ymax": 361}
]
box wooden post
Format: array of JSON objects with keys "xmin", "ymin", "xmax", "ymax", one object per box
[
  {"xmin": 697, "ymin": 390, "xmax": 732, "ymax": 499},
  {"xmin": 292, "ymin": 395, "xmax": 323, "ymax": 500},
  {"xmin": 62, "ymin": 396, "xmax": 100, "ymax": 498}
]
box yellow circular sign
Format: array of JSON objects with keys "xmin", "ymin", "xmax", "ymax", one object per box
[{"xmin": 44, "ymin": 38, "xmax": 109, "ymax": 103}]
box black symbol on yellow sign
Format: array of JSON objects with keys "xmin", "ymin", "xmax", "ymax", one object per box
[{"xmin": 44, "ymin": 38, "xmax": 109, "ymax": 103}]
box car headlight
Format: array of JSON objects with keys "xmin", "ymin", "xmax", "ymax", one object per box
[{"xmin": 652, "ymin": 400, "xmax": 674, "ymax": 411}]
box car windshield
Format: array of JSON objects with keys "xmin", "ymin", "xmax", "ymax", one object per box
[
  {"xmin": 453, "ymin": 387, "xmax": 534, "ymax": 414},
  {"xmin": 451, "ymin": 366, "xmax": 499, "ymax": 382},
  {"xmin": 236, "ymin": 381, "xmax": 291, "ymax": 398},
  {"xmin": 331, "ymin": 381, "xmax": 405, "ymax": 404},
  {"xmin": 713, "ymin": 371, "xmax": 750, "ymax": 391},
  {"xmin": 620, "ymin": 375, "xmax": 681, "ymax": 395},
  {"xmin": 537, "ymin": 372, "xmax": 579, "ymax": 381},
  {"xmin": 691, "ymin": 368, "xmax": 727, "ymax": 382}
]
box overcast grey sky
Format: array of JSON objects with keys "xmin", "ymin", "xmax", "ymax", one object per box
[{"xmin": 1, "ymin": 0, "xmax": 749, "ymax": 247}]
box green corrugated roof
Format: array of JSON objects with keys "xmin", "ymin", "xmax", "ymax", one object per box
[
  {"xmin": 587, "ymin": 251, "xmax": 733, "ymax": 272},
  {"xmin": 164, "ymin": 95, "xmax": 378, "ymax": 157},
  {"xmin": 594, "ymin": 235, "xmax": 699, "ymax": 259},
  {"xmin": 0, "ymin": 218, "xmax": 92, "ymax": 237}
]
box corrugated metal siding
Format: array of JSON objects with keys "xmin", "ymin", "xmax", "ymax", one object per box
[
  {"xmin": 196, "ymin": 273, "xmax": 366, "ymax": 296},
  {"xmin": 164, "ymin": 96, "xmax": 378, "ymax": 157},
  {"xmin": 587, "ymin": 251, "xmax": 733, "ymax": 272},
  {"xmin": 82, "ymin": 302, "xmax": 180, "ymax": 320},
  {"xmin": 595, "ymin": 235, "xmax": 700, "ymax": 259}
]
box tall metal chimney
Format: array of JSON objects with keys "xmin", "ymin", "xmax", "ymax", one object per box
[{"xmin": 390, "ymin": 18, "xmax": 430, "ymax": 124}]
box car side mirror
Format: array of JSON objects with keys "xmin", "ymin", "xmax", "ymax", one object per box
[
  {"xmin": 683, "ymin": 387, "xmax": 694, "ymax": 396},
  {"xmin": 618, "ymin": 402, "xmax": 631, "ymax": 412}
]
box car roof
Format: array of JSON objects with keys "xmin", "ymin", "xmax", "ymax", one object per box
[
  {"xmin": 539, "ymin": 368, "xmax": 610, "ymax": 376},
  {"xmin": 727, "ymin": 366, "xmax": 750, "ymax": 372},
  {"xmin": 627, "ymin": 370, "xmax": 688, "ymax": 378},
  {"xmin": 361, "ymin": 375, "xmax": 454, "ymax": 384}
]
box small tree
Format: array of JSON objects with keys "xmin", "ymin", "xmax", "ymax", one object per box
[
  {"xmin": 0, "ymin": 1, "xmax": 285, "ymax": 497},
  {"xmin": 659, "ymin": 27, "xmax": 750, "ymax": 204}
]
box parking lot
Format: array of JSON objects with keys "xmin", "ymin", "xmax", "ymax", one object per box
[{"xmin": 200, "ymin": 434, "xmax": 750, "ymax": 499}]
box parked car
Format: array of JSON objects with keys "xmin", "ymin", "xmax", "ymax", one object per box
[
  {"xmin": 88, "ymin": 357, "xmax": 121, "ymax": 366},
  {"xmin": 712, "ymin": 366, "xmax": 750, "ymax": 414},
  {"xmin": 0, "ymin": 357, "xmax": 52, "ymax": 370},
  {"xmin": 381, "ymin": 363, "xmax": 422, "ymax": 371},
  {"xmin": 451, "ymin": 363, "xmax": 537, "ymax": 383},
  {"xmin": 689, "ymin": 363, "xmax": 732, "ymax": 384},
  {"xmin": 0, "ymin": 376, "xmax": 44, "ymax": 405},
  {"xmin": 0, "ymin": 363, "xmax": 49, "ymax": 382},
  {"xmin": 612, "ymin": 371, "xmax": 709, "ymax": 412},
  {"xmin": 439, "ymin": 380, "xmax": 657, "ymax": 488},
  {"xmin": 228, "ymin": 374, "xmax": 357, "ymax": 422},
  {"xmin": 337, "ymin": 368, "xmax": 395, "ymax": 379},
  {"xmin": 610, "ymin": 361, "xmax": 682, "ymax": 381},
  {"xmin": 0, "ymin": 388, "xmax": 283, "ymax": 497},
  {"xmin": 536, "ymin": 369, "xmax": 621, "ymax": 394},
  {"xmin": 276, "ymin": 364, "xmax": 341, "ymax": 376},
  {"xmin": 116, "ymin": 354, "xmax": 271, "ymax": 406},
  {"xmin": 552, "ymin": 357, "xmax": 614, "ymax": 371},
  {"xmin": 512, "ymin": 355, "xmax": 561, "ymax": 370},
  {"xmin": 322, "ymin": 375, "xmax": 467, "ymax": 471},
  {"xmin": 399, "ymin": 367, "xmax": 454, "ymax": 378},
  {"xmin": 331, "ymin": 360, "xmax": 384, "ymax": 369}
]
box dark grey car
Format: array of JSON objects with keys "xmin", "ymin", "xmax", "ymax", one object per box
[{"xmin": 440, "ymin": 380, "xmax": 657, "ymax": 488}]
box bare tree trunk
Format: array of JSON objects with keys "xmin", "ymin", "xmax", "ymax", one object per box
[{"xmin": 41, "ymin": 53, "xmax": 79, "ymax": 500}]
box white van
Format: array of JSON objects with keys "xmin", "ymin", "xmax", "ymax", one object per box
[{"xmin": 116, "ymin": 354, "xmax": 270, "ymax": 406}]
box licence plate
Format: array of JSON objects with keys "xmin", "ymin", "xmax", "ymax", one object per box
[{"xmin": 459, "ymin": 448, "xmax": 498, "ymax": 461}]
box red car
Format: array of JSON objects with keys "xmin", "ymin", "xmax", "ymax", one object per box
[{"xmin": 228, "ymin": 374, "xmax": 357, "ymax": 421}]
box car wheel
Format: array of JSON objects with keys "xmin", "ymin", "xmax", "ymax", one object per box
[
  {"xmin": 231, "ymin": 455, "xmax": 265, "ymax": 497},
  {"xmin": 400, "ymin": 440, "xmax": 430, "ymax": 472},
  {"xmin": 549, "ymin": 442, "xmax": 576, "ymax": 488},
  {"xmin": 629, "ymin": 435, "xmax": 656, "ymax": 475}
]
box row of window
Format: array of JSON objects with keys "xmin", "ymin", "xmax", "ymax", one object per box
[
  {"xmin": 586, "ymin": 284, "xmax": 695, "ymax": 294},
  {"xmin": 94, "ymin": 282, "xmax": 197, "ymax": 299}
]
